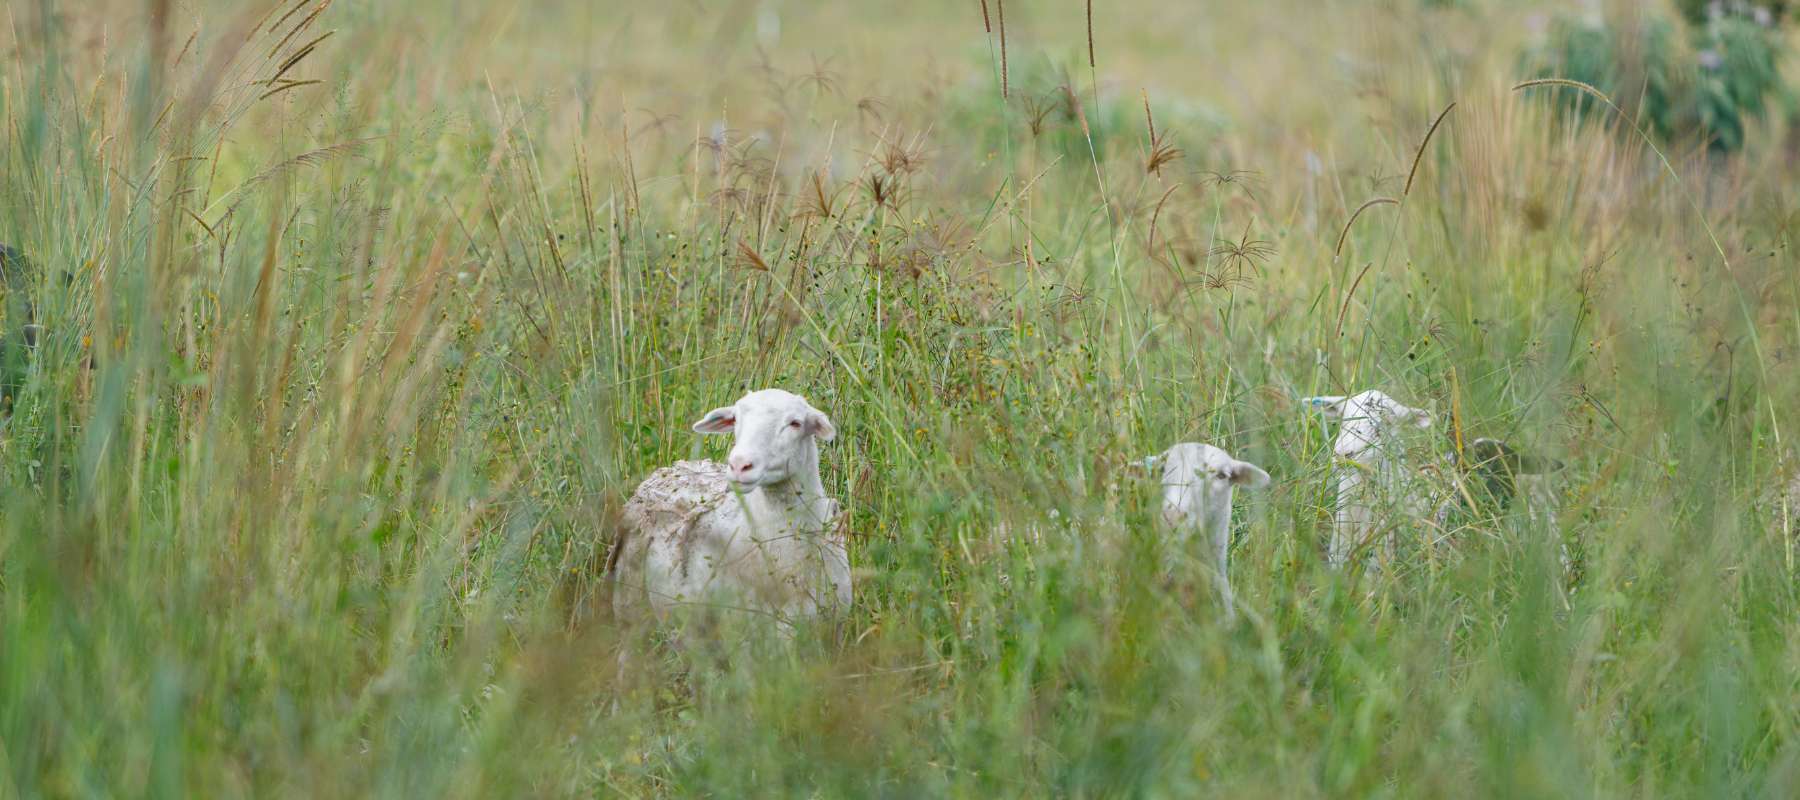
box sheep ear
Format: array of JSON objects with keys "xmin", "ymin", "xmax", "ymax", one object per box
[
  {"xmin": 1303, "ymin": 396, "xmax": 1348, "ymax": 417},
  {"xmin": 692, "ymin": 406, "xmax": 737, "ymax": 434},
  {"xmin": 1229, "ymin": 460, "xmax": 1271, "ymax": 488},
  {"xmin": 1406, "ymin": 407, "xmax": 1433, "ymax": 429},
  {"xmin": 805, "ymin": 409, "xmax": 837, "ymax": 442}
]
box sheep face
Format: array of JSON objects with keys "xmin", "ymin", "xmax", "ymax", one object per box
[
  {"xmin": 1151, "ymin": 442, "xmax": 1270, "ymax": 531},
  {"xmin": 692, "ymin": 389, "xmax": 836, "ymax": 490},
  {"xmin": 1303, "ymin": 390, "xmax": 1432, "ymax": 463}
]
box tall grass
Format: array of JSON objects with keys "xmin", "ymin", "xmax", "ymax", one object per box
[{"xmin": 3, "ymin": 0, "xmax": 1799, "ymax": 796}]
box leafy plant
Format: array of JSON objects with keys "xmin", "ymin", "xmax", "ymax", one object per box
[{"xmin": 1522, "ymin": 3, "xmax": 1789, "ymax": 151}]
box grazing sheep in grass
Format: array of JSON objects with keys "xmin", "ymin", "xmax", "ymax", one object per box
[
  {"xmin": 607, "ymin": 389, "xmax": 849, "ymax": 631},
  {"xmin": 1435, "ymin": 436, "xmax": 1570, "ymax": 574},
  {"xmin": 1148, "ymin": 442, "xmax": 1270, "ymax": 623},
  {"xmin": 1436, "ymin": 437, "xmax": 1566, "ymax": 526},
  {"xmin": 1305, "ymin": 390, "xmax": 1570, "ymax": 573},
  {"xmin": 1302, "ymin": 390, "xmax": 1436, "ymax": 572}
]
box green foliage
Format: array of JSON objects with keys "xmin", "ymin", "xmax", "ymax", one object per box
[
  {"xmin": 1675, "ymin": 0, "xmax": 1790, "ymax": 27},
  {"xmin": 1523, "ymin": 4, "xmax": 1789, "ymax": 151}
]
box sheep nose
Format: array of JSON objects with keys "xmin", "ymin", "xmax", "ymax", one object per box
[{"xmin": 727, "ymin": 456, "xmax": 755, "ymax": 478}]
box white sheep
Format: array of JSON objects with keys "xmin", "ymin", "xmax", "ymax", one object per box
[
  {"xmin": 1302, "ymin": 390, "xmax": 1436, "ymax": 572},
  {"xmin": 1306, "ymin": 391, "xmax": 1570, "ymax": 574},
  {"xmin": 1147, "ymin": 442, "xmax": 1271, "ymax": 623},
  {"xmin": 607, "ymin": 389, "xmax": 850, "ymax": 631}
]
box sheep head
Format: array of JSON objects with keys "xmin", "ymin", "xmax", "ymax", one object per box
[
  {"xmin": 1149, "ymin": 442, "xmax": 1270, "ymax": 531},
  {"xmin": 1303, "ymin": 390, "xmax": 1432, "ymax": 464},
  {"xmin": 1463, "ymin": 437, "xmax": 1564, "ymax": 504},
  {"xmin": 692, "ymin": 389, "xmax": 836, "ymax": 490}
]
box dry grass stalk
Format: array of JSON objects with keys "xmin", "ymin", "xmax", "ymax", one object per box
[
  {"xmin": 1206, "ymin": 224, "xmax": 1276, "ymax": 273},
  {"xmin": 1143, "ymin": 89, "xmax": 1155, "ymax": 140},
  {"xmin": 734, "ymin": 240, "xmax": 771, "ymax": 272},
  {"xmin": 796, "ymin": 171, "xmax": 840, "ymax": 220},
  {"xmin": 261, "ymin": 0, "xmax": 315, "ymax": 43},
  {"xmin": 270, "ymin": 0, "xmax": 333, "ymax": 57},
  {"xmin": 1449, "ymin": 366, "xmax": 1463, "ymax": 456},
  {"xmin": 979, "ymin": 0, "xmax": 991, "ymax": 33},
  {"xmin": 1142, "ymin": 92, "xmax": 1184, "ymax": 176},
  {"xmin": 247, "ymin": 0, "xmax": 298, "ymax": 40},
  {"xmin": 1086, "ymin": 1, "xmax": 1095, "ymax": 68},
  {"xmin": 1058, "ymin": 85, "xmax": 1090, "ymax": 138},
  {"xmin": 267, "ymin": 30, "xmax": 334, "ymax": 86},
  {"xmin": 1403, "ymin": 101, "xmax": 1456, "ymax": 198},
  {"xmin": 1021, "ymin": 93, "xmax": 1062, "ymax": 137},
  {"xmin": 997, "ymin": 0, "xmax": 1008, "ymax": 98},
  {"xmin": 1197, "ymin": 170, "xmax": 1263, "ymax": 201},
  {"xmin": 1147, "ymin": 183, "xmax": 1182, "ymax": 249},
  {"xmin": 171, "ymin": 27, "xmax": 199, "ymax": 72},
  {"xmin": 1335, "ymin": 261, "xmax": 1375, "ymax": 338},
  {"xmin": 1512, "ymin": 78, "xmax": 1609, "ymax": 104},
  {"xmin": 1334, "ymin": 197, "xmax": 1398, "ymax": 258}
]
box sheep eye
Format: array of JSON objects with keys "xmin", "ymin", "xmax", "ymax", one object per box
[{"xmin": 788, "ymin": 420, "xmax": 802, "ymax": 429}]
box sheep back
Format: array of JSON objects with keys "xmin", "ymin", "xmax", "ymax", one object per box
[{"xmin": 611, "ymin": 459, "xmax": 850, "ymax": 624}]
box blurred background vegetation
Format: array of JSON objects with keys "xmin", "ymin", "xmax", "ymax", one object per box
[
  {"xmin": 1524, "ymin": 0, "xmax": 1793, "ymax": 152},
  {"xmin": 3, "ymin": 0, "xmax": 1800, "ymax": 796}
]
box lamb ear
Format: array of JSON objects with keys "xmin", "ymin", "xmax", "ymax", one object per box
[
  {"xmin": 1303, "ymin": 396, "xmax": 1348, "ymax": 417},
  {"xmin": 1230, "ymin": 460, "xmax": 1272, "ymax": 488},
  {"xmin": 692, "ymin": 406, "xmax": 738, "ymax": 434},
  {"xmin": 1231, "ymin": 461, "xmax": 1274, "ymax": 486},
  {"xmin": 805, "ymin": 409, "xmax": 837, "ymax": 442}
]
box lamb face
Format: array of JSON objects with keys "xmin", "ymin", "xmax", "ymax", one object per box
[
  {"xmin": 1303, "ymin": 390, "xmax": 1433, "ymax": 463},
  {"xmin": 1154, "ymin": 442, "xmax": 1271, "ymax": 532},
  {"xmin": 613, "ymin": 389, "xmax": 847, "ymax": 634},
  {"xmin": 1147, "ymin": 441, "xmax": 1270, "ymax": 624},
  {"xmin": 1302, "ymin": 390, "xmax": 1434, "ymax": 572},
  {"xmin": 692, "ymin": 389, "xmax": 836, "ymax": 490}
]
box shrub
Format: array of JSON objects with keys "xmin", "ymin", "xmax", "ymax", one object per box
[{"xmin": 1523, "ymin": 2, "xmax": 1789, "ymax": 152}]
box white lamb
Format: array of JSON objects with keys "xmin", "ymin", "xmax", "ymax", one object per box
[
  {"xmin": 1147, "ymin": 442, "xmax": 1271, "ymax": 623},
  {"xmin": 1305, "ymin": 391, "xmax": 1568, "ymax": 574},
  {"xmin": 607, "ymin": 389, "xmax": 850, "ymax": 631},
  {"xmin": 1302, "ymin": 390, "xmax": 1436, "ymax": 572}
]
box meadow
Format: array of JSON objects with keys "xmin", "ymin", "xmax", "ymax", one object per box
[{"xmin": 4, "ymin": 0, "xmax": 1800, "ymax": 796}]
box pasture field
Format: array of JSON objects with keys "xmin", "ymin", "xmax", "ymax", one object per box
[{"xmin": 4, "ymin": 0, "xmax": 1800, "ymax": 796}]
